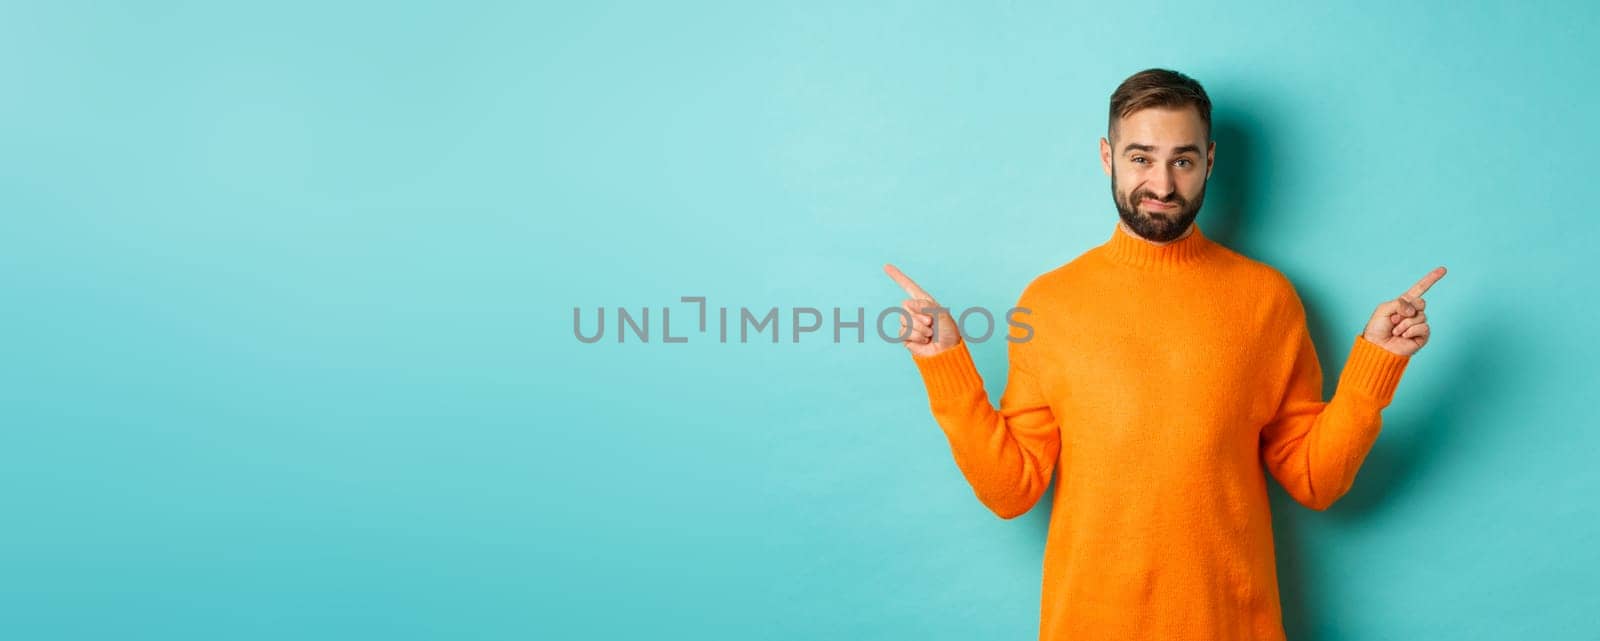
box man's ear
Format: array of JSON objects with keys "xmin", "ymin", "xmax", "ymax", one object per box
[
  {"xmin": 1100, "ymin": 136, "xmax": 1113, "ymax": 177},
  {"xmin": 1204, "ymin": 140, "xmax": 1216, "ymax": 180}
]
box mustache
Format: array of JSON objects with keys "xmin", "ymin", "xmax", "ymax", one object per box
[{"xmin": 1130, "ymin": 190, "xmax": 1185, "ymax": 207}]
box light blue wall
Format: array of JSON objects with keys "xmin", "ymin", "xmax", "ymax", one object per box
[{"xmin": 3, "ymin": 2, "xmax": 1595, "ymax": 639}]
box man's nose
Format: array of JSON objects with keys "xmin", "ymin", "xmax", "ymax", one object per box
[{"xmin": 1149, "ymin": 167, "xmax": 1175, "ymax": 198}]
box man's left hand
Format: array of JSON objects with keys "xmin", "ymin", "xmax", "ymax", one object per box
[{"xmin": 1363, "ymin": 266, "xmax": 1447, "ymax": 357}]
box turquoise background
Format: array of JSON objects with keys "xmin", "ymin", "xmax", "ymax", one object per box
[{"xmin": 3, "ymin": 2, "xmax": 1596, "ymax": 639}]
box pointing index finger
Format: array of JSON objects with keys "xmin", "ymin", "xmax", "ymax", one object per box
[
  {"xmin": 883, "ymin": 263, "xmax": 933, "ymax": 300},
  {"xmin": 1404, "ymin": 266, "xmax": 1447, "ymax": 300}
]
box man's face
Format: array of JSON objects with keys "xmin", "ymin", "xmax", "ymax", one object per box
[{"xmin": 1099, "ymin": 106, "xmax": 1215, "ymax": 242}]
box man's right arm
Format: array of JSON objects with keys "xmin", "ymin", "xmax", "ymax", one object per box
[
  {"xmin": 883, "ymin": 264, "xmax": 1060, "ymax": 519},
  {"xmin": 911, "ymin": 337, "xmax": 1060, "ymax": 519}
]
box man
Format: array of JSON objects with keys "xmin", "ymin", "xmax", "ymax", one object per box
[{"xmin": 882, "ymin": 68, "xmax": 1445, "ymax": 640}]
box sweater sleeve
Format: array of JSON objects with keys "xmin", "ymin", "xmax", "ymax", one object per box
[
  {"xmin": 910, "ymin": 336, "xmax": 1060, "ymax": 519},
  {"xmin": 1259, "ymin": 293, "xmax": 1411, "ymax": 511}
]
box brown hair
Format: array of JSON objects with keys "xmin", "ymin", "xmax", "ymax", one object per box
[{"xmin": 1108, "ymin": 68, "xmax": 1212, "ymax": 141}]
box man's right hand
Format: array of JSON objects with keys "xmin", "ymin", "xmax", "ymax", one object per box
[{"xmin": 883, "ymin": 263, "xmax": 962, "ymax": 358}]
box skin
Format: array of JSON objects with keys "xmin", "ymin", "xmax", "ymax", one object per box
[
  {"xmin": 885, "ymin": 104, "xmax": 1445, "ymax": 358},
  {"xmin": 1100, "ymin": 106, "xmax": 1213, "ymax": 244}
]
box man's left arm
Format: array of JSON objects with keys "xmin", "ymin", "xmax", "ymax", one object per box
[{"xmin": 1260, "ymin": 267, "xmax": 1446, "ymax": 511}]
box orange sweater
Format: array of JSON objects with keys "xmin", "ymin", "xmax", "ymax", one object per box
[{"xmin": 911, "ymin": 221, "xmax": 1410, "ymax": 640}]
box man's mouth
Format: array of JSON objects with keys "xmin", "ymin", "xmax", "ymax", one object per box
[{"xmin": 1142, "ymin": 199, "xmax": 1178, "ymax": 210}]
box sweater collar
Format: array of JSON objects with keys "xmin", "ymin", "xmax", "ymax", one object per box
[{"xmin": 1101, "ymin": 219, "xmax": 1215, "ymax": 270}]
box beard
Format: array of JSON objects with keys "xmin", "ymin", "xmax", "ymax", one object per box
[{"xmin": 1112, "ymin": 167, "xmax": 1206, "ymax": 243}]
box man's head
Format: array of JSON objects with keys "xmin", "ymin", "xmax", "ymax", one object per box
[{"xmin": 1099, "ymin": 69, "xmax": 1215, "ymax": 243}]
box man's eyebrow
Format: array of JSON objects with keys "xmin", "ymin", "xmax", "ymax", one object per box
[{"xmin": 1121, "ymin": 143, "xmax": 1203, "ymax": 155}]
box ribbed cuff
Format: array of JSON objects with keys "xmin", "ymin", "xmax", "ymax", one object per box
[
  {"xmin": 1338, "ymin": 334, "xmax": 1411, "ymax": 407},
  {"xmin": 911, "ymin": 340, "xmax": 985, "ymax": 405}
]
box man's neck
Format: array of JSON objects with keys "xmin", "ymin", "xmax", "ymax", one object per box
[{"xmin": 1120, "ymin": 219, "xmax": 1195, "ymax": 246}]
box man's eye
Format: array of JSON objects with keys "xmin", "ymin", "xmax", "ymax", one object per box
[
  {"xmin": 1131, "ymin": 157, "xmax": 1148, "ymax": 165},
  {"xmin": 1174, "ymin": 159, "xmax": 1193, "ymax": 168}
]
